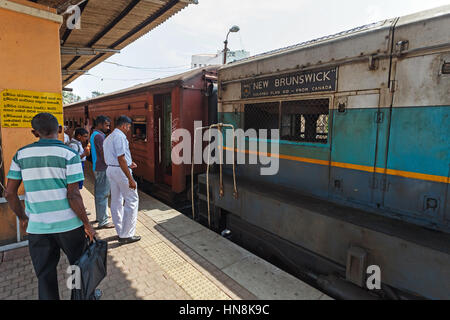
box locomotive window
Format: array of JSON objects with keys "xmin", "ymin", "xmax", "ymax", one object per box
[
  {"xmin": 244, "ymin": 102, "xmax": 279, "ymax": 139},
  {"xmin": 281, "ymin": 99, "xmax": 329, "ymax": 143},
  {"xmin": 244, "ymin": 99, "xmax": 329, "ymax": 143},
  {"xmin": 132, "ymin": 123, "xmax": 147, "ymax": 142}
]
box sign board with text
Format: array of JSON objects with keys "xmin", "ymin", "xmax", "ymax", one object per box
[
  {"xmin": 0, "ymin": 89, "xmax": 63, "ymax": 128},
  {"xmin": 241, "ymin": 67, "xmax": 337, "ymax": 99}
]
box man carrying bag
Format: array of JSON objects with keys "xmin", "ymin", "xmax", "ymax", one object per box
[
  {"xmin": 71, "ymin": 237, "xmax": 108, "ymax": 300},
  {"xmin": 5, "ymin": 113, "xmax": 97, "ymax": 300}
]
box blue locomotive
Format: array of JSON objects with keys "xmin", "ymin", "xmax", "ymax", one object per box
[{"xmin": 196, "ymin": 6, "xmax": 450, "ymax": 299}]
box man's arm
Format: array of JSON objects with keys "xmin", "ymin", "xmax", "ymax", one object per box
[
  {"xmin": 94, "ymin": 134, "xmax": 105, "ymax": 164},
  {"xmin": 69, "ymin": 141, "xmax": 89, "ymax": 158},
  {"xmin": 67, "ymin": 183, "xmax": 96, "ymax": 241},
  {"xmin": 80, "ymin": 148, "xmax": 90, "ymax": 159},
  {"xmin": 5, "ymin": 179, "xmax": 29, "ymax": 230},
  {"xmin": 118, "ymin": 155, "xmax": 136, "ymax": 189}
]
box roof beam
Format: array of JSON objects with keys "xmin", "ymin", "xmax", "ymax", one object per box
[
  {"xmin": 61, "ymin": 46, "xmax": 120, "ymax": 55},
  {"xmin": 143, "ymin": 0, "xmax": 197, "ymax": 3},
  {"xmin": 62, "ymin": 69, "xmax": 88, "ymax": 76},
  {"xmin": 142, "ymin": 0, "xmax": 166, "ymax": 4}
]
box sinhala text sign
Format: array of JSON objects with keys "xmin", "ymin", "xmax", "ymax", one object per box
[
  {"xmin": 241, "ymin": 67, "xmax": 337, "ymax": 99},
  {"xmin": 0, "ymin": 89, "xmax": 63, "ymax": 128}
]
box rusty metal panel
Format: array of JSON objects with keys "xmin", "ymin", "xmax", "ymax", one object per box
[
  {"xmin": 394, "ymin": 5, "xmax": 450, "ymax": 51},
  {"xmin": 338, "ymin": 59, "xmax": 390, "ymax": 92},
  {"xmin": 219, "ymin": 82, "xmax": 241, "ymax": 103},
  {"xmin": 393, "ymin": 53, "xmax": 450, "ymax": 107}
]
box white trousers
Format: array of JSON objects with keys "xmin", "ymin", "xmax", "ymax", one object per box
[{"xmin": 106, "ymin": 166, "xmax": 139, "ymax": 238}]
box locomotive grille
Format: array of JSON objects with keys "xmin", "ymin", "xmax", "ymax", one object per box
[
  {"xmin": 244, "ymin": 102, "xmax": 279, "ymax": 139},
  {"xmin": 244, "ymin": 98, "xmax": 329, "ymax": 143}
]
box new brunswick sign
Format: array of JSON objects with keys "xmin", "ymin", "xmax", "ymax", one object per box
[{"xmin": 241, "ymin": 67, "xmax": 337, "ymax": 99}]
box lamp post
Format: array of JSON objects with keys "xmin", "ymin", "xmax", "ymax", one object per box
[{"xmin": 223, "ymin": 25, "xmax": 240, "ymax": 65}]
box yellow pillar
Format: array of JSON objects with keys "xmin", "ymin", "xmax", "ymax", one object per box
[{"xmin": 0, "ymin": 0, "xmax": 62, "ymax": 246}]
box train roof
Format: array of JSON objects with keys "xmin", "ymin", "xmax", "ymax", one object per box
[
  {"xmin": 64, "ymin": 65, "xmax": 218, "ymax": 108},
  {"xmin": 221, "ymin": 5, "xmax": 450, "ymax": 70}
]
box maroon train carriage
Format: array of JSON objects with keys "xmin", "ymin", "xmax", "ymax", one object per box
[{"xmin": 64, "ymin": 67, "xmax": 218, "ymax": 202}]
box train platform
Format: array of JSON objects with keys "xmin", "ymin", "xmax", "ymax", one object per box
[{"xmin": 0, "ymin": 172, "xmax": 330, "ymax": 300}]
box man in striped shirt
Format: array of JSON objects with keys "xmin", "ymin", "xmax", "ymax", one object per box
[{"xmin": 5, "ymin": 113, "xmax": 96, "ymax": 300}]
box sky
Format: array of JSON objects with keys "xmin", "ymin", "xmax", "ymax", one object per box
[{"xmin": 68, "ymin": 0, "xmax": 450, "ymax": 99}]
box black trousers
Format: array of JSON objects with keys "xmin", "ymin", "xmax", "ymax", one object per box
[{"xmin": 28, "ymin": 226, "xmax": 87, "ymax": 300}]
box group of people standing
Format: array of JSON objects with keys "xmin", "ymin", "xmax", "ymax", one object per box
[
  {"xmin": 5, "ymin": 112, "xmax": 141, "ymax": 300},
  {"xmin": 63, "ymin": 115, "xmax": 141, "ymax": 242}
]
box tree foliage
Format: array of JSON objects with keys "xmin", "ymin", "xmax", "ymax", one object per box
[{"xmin": 62, "ymin": 91, "xmax": 81, "ymax": 105}]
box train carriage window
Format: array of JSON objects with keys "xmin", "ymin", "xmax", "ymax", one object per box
[
  {"xmin": 281, "ymin": 99, "xmax": 329, "ymax": 143},
  {"xmin": 132, "ymin": 116, "xmax": 147, "ymax": 142}
]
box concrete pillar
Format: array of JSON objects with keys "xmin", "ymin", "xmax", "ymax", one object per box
[{"xmin": 0, "ymin": 0, "xmax": 62, "ymax": 246}]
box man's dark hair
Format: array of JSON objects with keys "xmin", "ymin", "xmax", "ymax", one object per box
[
  {"xmin": 116, "ymin": 115, "xmax": 132, "ymax": 127},
  {"xmin": 95, "ymin": 115, "xmax": 111, "ymax": 127},
  {"xmin": 74, "ymin": 127, "xmax": 88, "ymax": 138},
  {"xmin": 31, "ymin": 113, "xmax": 59, "ymax": 136}
]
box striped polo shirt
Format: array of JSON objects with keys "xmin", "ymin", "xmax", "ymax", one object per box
[{"xmin": 7, "ymin": 139, "xmax": 85, "ymax": 234}]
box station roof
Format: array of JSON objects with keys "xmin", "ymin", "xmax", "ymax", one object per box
[{"xmin": 29, "ymin": 0, "xmax": 197, "ymax": 87}]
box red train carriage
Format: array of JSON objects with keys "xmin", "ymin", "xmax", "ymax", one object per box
[{"xmin": 64, "ymin": 67, "xmax": 218, "ymax": 201}]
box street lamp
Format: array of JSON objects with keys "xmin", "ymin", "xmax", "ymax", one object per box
[{"xmin": 223, "ymin": 25, "xmax": 240, "ymax": 65}]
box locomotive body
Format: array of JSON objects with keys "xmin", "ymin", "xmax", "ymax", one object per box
[{"xmin": 197, "ymin": 7, "xmax": 450, "ymax": 299}]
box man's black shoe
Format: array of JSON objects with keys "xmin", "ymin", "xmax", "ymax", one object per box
[{"xmin": 118, "ymin": 236, "xmax": 141, "ymax": 244}]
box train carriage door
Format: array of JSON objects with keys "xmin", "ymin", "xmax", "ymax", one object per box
[
  {"xmin": 329, "ymin": 93, "xmax": 381, "ymax": 207},
  {"xmin": 162, "ymin": 94, "xmax": 173, "ymax": 184},
  {"xmin": 153, "ymin": 93, "xmax": 172, "ymax": 186}
]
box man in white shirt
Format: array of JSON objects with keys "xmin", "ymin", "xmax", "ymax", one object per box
[{"xmin": 103, "ymin": 116, "xmax": 141, "ymax": 244}]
